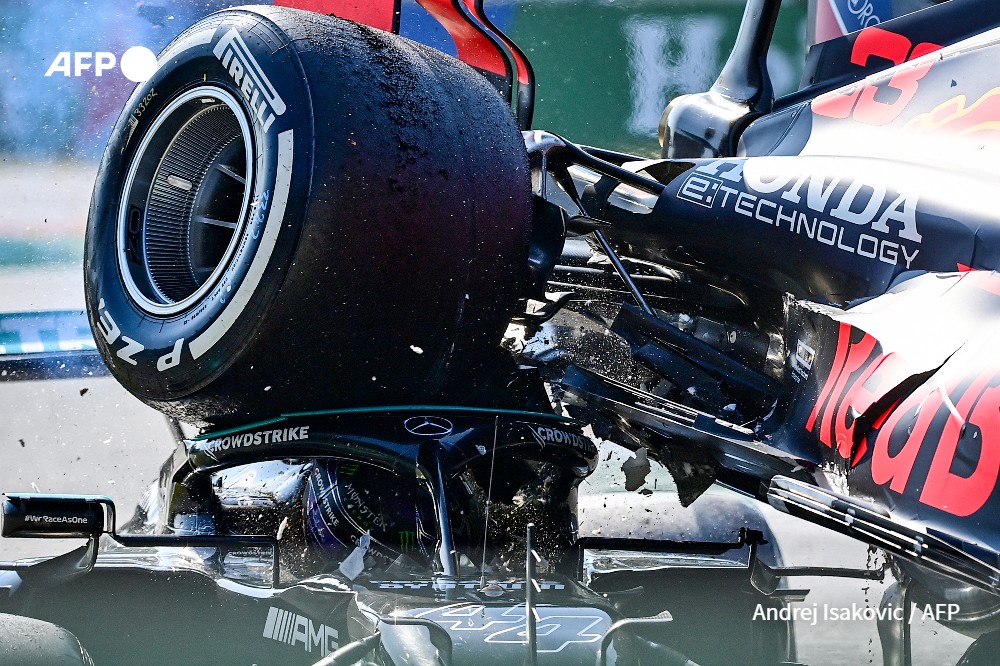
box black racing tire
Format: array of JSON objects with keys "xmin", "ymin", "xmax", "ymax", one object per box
[
  {"xmin": 85, "ymin": 6, "xmax": 532, "ymax": 426},
  {"xmin": 957, "ymin": 630, "xmax": 1000, "ymax": 666},
  {"xmin": 0, "ymin": 613, "xmax": 94, "ymax": 665}
]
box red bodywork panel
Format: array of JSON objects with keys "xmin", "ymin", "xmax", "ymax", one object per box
[
  {"xmin": 276, "ymin": 0, "xmax": 400, "ymax": 32},
  {"xmin": 274, "ymin": 0, "xmax": 532, "ymax": 123}
]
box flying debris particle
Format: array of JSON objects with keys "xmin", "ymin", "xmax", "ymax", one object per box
[
  {"xmin": 18, "ymin": 439, "xmax": 24, "ymax": 447},
  {"xmin": 409, "ymin": 345, "xmax": 424, "ymax": 354},
  {"xmin": 79, "ymin": 388, "xmax": 89, "ymax": 396},
  {"xmin": 481, "ymin": 582, "xmax": 505, "ymax": 598},
  {"xmin": 339, "ymin": 532, "xmax": 370, "ymax": 580},
  {"xmin": 107, "ymin": 480, "xmax": 116, "ymax": 485},
  {"xmin": 264, "ymin": 386, "xmax": 272, "ymax": 392},
  {"xmin": 30, "ymin": 482, "xmax": 39, "ymax": 493},
  {"xmin": 277, "ymin": 516, "xmax": 289, "ymax": 540},
  {"xmin": 621, "ymin": 448, "xmax": 651, "ymax": 492}
]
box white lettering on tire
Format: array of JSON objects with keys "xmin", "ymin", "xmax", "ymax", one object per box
[
  {"xmin": 96, "ymin": 298, "xmax": 145, "ymax": 365},
  {"xmin": 157, "ymin": 338, "xmax": 185, "ymax": 372},
  {"xmin": 116, "ymin": 336, "xmax": 145, "ymax": 365},
  {"xmin": 96, "ymin": 298, "xmax": 121, "ymax": 344},
  {"xmin": 214, "ymin": 28, "xmax": 287, "ymax": 134}
]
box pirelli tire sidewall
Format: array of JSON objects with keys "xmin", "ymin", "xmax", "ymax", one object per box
[
  {"xmin": 87, "ymin": 7, "xmax": 533, "ymax": 425},
  {"xmin": 86, "ymin": 10, "xmax": 312, "ymax": 402}
]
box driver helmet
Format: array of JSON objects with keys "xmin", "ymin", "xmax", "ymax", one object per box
[{"xmin": 303, "ymin": 459, "xmax": 437, "ymax": 569}]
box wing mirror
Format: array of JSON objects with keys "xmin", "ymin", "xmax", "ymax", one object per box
[
  {"xmin": 2, "ymin": 494, "xmax": 111, "ymax": 539},
  {"xmin": 2, "ymin": 492, "xmax": 280, "ymax": 587}
]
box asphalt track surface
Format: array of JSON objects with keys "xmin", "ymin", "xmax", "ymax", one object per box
[{"xmin": 0, "ymin": 267, "xmax": 977, "ymax": 665}]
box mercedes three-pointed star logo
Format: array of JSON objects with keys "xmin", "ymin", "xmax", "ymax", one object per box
[{"xmin": 403, "ymin": 416, "xmax": 455, "ymax": 437}]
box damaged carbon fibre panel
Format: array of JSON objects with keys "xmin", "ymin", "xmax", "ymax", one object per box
[
  {"xmin": 781, "ymin": 271, "xmax": 1000, "ymax": 542},
  {"xmin": 558, "ymin": 267, "xmax": 1000, "ymax": 594}
]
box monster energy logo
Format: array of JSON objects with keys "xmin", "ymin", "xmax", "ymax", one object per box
[{"xmin": 399, "ymin": 530, "xmax": 417, "ymax": 553}]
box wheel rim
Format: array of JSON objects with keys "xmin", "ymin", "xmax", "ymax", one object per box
[{"xmin": 117, "ymin": 87, "xmax": 254, "ymax": 316}]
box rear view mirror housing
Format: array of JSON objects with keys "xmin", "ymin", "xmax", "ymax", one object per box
[
  {"xmin": 1, "ymin": 492, "xmax": 280, "ymax": 586},
  {"xmin": 1, "ymin": 494, "xmax": 111, "ymax": 539}
]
